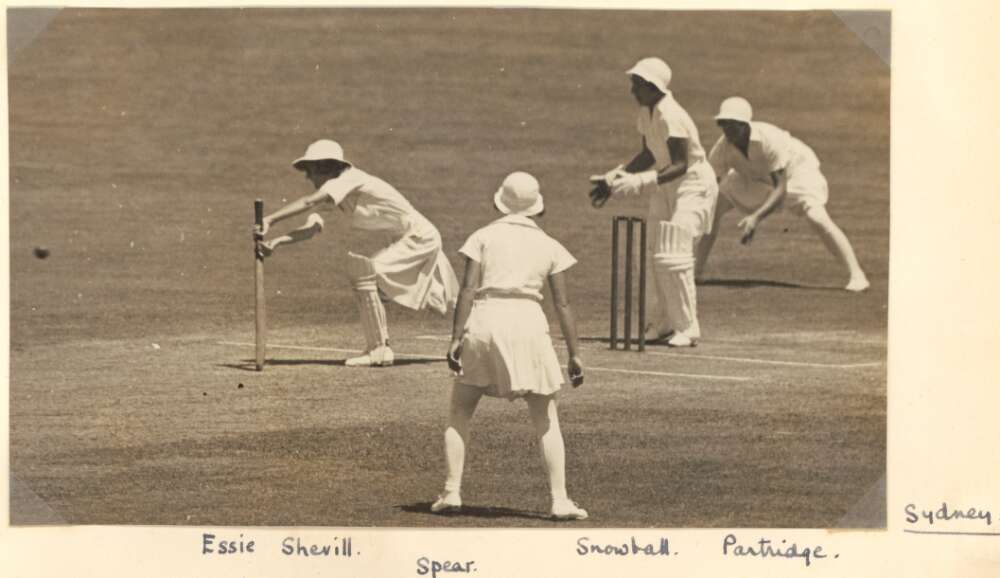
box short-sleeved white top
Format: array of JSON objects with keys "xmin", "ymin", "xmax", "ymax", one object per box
[
  {"xmin": 636, "ymin": 91, "xmax": 709, "ymax": 170},
  {"xmin": 459, "ymin": 215, "xmax": 576, "ymax": 302},
  {"xmin": 708, "ymin": 121, "xmax": 820, "ymax": 183},
  {"xmin": 319, "ymin": 167, "xmax": 430, "ymax": 235}
]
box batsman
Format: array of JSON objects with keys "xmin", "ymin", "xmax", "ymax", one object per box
[
  {"xmin": 591, "ymin": 57, "xmax": 718, "ymax": 347},
  {"xmin": 255, "ymin": 139, "xmax": 459, "ymax": 367}
]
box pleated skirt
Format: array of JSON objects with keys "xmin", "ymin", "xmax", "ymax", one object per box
[{"xmin": 457, "ymin": 298, "xmax": 564, "ymax": 399}]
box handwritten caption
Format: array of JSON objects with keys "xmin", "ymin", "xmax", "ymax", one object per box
[
  {"xmin": 193, "ymin": 530, "xmax": 850, "ymax": 572},
  {"xmin": 576, "ymin": 534, "xmax": 835, "ymax": 567},
  {"xmin": 194, "ymin": 502, "xmax": 1000, "ymax": 575},
  {"xmin": 201, "ymin": 533, "xmax": 357, "ymax": 558},
  {"xmin": 904, "ymin": 501, "xmax": 994, "ymax": 533}
]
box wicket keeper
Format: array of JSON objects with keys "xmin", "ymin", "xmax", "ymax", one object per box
[
  {"xmin": 592, "ymin": 57, "xmax": 719, "ymax": 347},
  {"xmin": 255, "ymin": 139, "xmax": 459, "ymax": 367}
]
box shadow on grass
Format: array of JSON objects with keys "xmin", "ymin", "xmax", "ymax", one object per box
[
  {"xmin": 697, "ymin": 278, "xmax": 839, "ymax": 290},
  {"xmin": 219, "ymin": 357, "xmax": 444, "ymax": 371},
  {"xmin": 579, "ymin": 336, "xmax": 673, "ymax": 347},
  {"xmin": 399, "ymin": 502, "xmax": 556, "ymax": 521}
]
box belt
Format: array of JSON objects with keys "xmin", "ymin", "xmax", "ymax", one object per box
[{"xmin": 474, "ymin": 291, "xmax": 541, "ymax": 303}]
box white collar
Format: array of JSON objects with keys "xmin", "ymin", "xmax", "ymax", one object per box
[{"xmin": 494, "ymin": 214, "xmax": 541, "ymax": 228}]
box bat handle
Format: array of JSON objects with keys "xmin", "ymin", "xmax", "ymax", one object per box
[{"xmin": 254, "ymin": 199, "xmax": 266, "ymax": 371}]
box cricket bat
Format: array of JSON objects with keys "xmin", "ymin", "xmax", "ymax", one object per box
[{"xmin": 254, "ymin": 199, "xmax": 266, "ymax": 371}]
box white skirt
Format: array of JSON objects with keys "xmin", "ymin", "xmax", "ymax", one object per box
[
  {"xmin": 457, "ymin": 298, "xmax": 564, "ymax": 399},
  {"xmin": 369, "ymin": 223, "xmax": 459, "ymax": 314}
]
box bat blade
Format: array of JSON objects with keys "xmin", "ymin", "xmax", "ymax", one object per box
[{"xmin": 254, "ymin": 199, "xmax": 266, "ymax": 371}]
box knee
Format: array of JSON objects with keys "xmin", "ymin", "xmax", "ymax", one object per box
[
  {"xmin": 527, "ymin": 396, "xmax": 558, "ymax": 435},
  {"xmin": 803, "ymin": 205, "xmax": 833, "ymax": 226},
  {"xmin": 532, "ymin": 416, "xmax": 553, "ymax": 438},
  {"xmin": 654, "ymin": 222, "xmax": 695, "ymax": 270},
  {"xmin": 346, "ymin": 252, "xmax": 378, "ymax": 289}
]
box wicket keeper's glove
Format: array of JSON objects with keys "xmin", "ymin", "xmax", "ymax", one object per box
[
  {"xmin": 589, "ymin": 180, "xmax": 612, "ymax": 208},
  {"xmin": 610, "ymin": 170, "xmax": 658, "ymax": 197}
]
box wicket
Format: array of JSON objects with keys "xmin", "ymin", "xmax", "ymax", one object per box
[{"xmin": 610, "ymin": 216, "xmax": 647, "ymax": 351}]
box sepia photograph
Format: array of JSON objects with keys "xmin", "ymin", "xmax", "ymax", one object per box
[{"xmin": 8, "ymin": 6, "xmax": 888, "ymax": 530}]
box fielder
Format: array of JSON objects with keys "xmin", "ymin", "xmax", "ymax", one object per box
[
  {"xmin": 433, "ymin": 171, "xmax": 588, "ymax": 521},
  {"xmin": 256, "ymin": 139, "xmax": 459, "ymax": 367},
  {"xmin": 591, "ymin": 57, "xmax": 718, "ymax": 347},
  {"xmin": 696, "ymin": 97, "xmax": 870, "ymax": 292}
]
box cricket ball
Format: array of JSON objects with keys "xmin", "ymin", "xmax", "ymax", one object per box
[{"xmin": 33, "ymin": 246, "xmax": 50, "ymax": 259}]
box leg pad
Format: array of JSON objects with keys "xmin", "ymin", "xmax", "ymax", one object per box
[{"xmin": 651, "ymin": 222, "xmax": 700, "ymax": 339}]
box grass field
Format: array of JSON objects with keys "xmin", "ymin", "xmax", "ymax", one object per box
[{"xmin": 8, "ymin": 8, "xmax": 888, "ymax": 527}]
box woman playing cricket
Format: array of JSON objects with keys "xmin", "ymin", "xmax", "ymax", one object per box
[
  {"xmin": 431, "ymin": 171, "xmax": 589, "ymax": 521},
  {"xmin": 255, "ymin": 139, "xmax": 459, "ymax": 367}
]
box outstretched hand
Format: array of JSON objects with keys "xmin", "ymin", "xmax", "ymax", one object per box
[
  {"xmin": 609, "ymin": 172, "xmax": 645, "ymax": 197},
  {"xmin": 588, "ymin": 165, "xmax": 626, "ymax": 208},
  {"xmin": 738, "ymin": 214, "xmax": 760, "ymax": 246},
  {"xmin": 602, "ymin": 164, "xmax": 626, "ymax": 184}
]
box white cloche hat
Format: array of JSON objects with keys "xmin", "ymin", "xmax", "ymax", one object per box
[
  {"xmin": 626, "ymin": 57, "xmax": 672, "ymax": 94},
  {"xmin": 715, "ymin": 97, "xmax": 754, "ymax": 123},
  {"xmin": 293, "ymin": 139, "xmax": 352, "ymax": 169},
  {"xmin": 494, "ymin": 171, "xmax": 544, "ymax": 217}
]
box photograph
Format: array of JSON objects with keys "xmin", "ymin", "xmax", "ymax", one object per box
[{"xmin": 8, "ymin": 6, "xmax": 888, "ymax": 530}]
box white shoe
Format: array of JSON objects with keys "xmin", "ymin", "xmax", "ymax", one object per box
[
  {"xmin": 430, "ymin": 492, "xmax": 462, "ymax": 514},
  {"xmin": 644, "ymin": 325, "xmax": 673, "ymax": 344},
  {"xmin": 666, "ymin": 333, "xmax": 697, "ymax": 348},
  {"xmin": 845, "ymin": 276, "xmax": 870, "ymax": 292},
  {"xmin": 345, "ymin": 345, "xmax": 394, "ymax": 367},
  {"xmin": 551, "ymin": 498, "xmax": 589, "ymax": 521}
]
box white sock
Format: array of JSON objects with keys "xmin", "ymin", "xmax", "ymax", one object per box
[
  {"xmin": 806, "ymin": 207, "xmax": 866, "ymax": 281},
  {"xmin": 443, "ymin": 385, "xmax": 481, "ymax": 496},
  {"xmin": 443, "ymin": 426, "xmax": 465, "ymax": 495},
  {"xmin": 528, "ymin": 396, "xmax": 568, "ymax": 501}
]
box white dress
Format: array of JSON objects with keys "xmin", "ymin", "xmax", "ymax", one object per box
[
  {"xmin": 456, "ymin": 215, "xmax": 576, "ymax": 399},
  {"xmin": 319, "ymin": 167, "xmax": 459, "ymax": 313}
]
